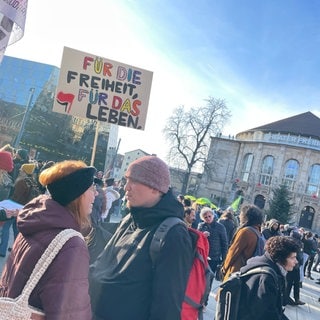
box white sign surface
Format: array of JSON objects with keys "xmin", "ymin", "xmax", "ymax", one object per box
[{"xmin": 53, "ymin": 47, "xmax": 153, "ymax": 130}]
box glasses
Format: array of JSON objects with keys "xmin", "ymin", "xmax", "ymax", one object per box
[{"xmin": 203, "ymin": 215, "xmax": 212, "ymax": 219}]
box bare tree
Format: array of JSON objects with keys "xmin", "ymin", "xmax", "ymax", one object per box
[{"xmin": 163, "ymin": 97, "xmax": 231, "ymax": 194}]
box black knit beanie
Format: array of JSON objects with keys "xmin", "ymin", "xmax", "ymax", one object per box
[{"xmin": 47, "ymin": 167, "xmax": 96, "ymax": 206}]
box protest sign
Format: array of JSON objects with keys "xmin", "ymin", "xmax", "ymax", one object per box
[{"xmin": 53, "ymin": 47, "xmax": 153, "ymax": 130}]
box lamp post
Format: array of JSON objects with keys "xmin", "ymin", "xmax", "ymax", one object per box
[{"xmin": 14, "ymin": 87, "xmax": 35, "ymax": 148}]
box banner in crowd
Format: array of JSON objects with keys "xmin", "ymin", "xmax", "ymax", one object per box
[
  {"xmin": 53, "ymin": 47, "xmax": 153, "ymax": 131},
  {"xmin": 0, "ymin": 0, "xmax": 28, "ymax": 62},
  {"xmin": 230, "ymin": 195, "xmax": 243, "ymax": 211}
]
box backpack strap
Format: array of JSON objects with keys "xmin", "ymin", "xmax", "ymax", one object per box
[
  {"xmin": 150, "ymin": 218, "xmax": 212, "ymax": 320},
  {"xmin": 246, "ymin": 226, "xmax": 265, "ymax": 254},
  {"xmin": 150, "ymin": 217, "xmax": 185, "ymax": 267},
  {"xmin": 246, "ymin": 226, "xmax": 260, "ymax": 238},
  {"xmin": 241, "ymin": 266, "xmax": 278, "ymax": 289}
]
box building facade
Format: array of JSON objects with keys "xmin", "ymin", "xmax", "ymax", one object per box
[
  {"xmin": 198, "ymin": 111, "xmax": 320, "ymax": 232},
  {"xmin": 0, "ymin": 55, "xmax": 118, "ymax": 170},
  {"xmin": 115, "ymin": 149, "xmax": 150, "ymax": 180}
]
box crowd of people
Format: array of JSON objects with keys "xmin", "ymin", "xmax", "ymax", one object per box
[
  {"xmin": 178, "ymin": 192, "xmax": 320, "ymax": 313},
  {"xmin": 0, "ymin": 149, "xmax": 319, "ymax": 319},
  {"xmin": 0, "ymin": 144, "xmax": 127, "ymax": 254}
]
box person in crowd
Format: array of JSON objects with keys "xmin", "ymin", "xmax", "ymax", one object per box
[
  {"xmin": 101, "ymin": 177, "xmax": 120, "ymax": 222},
  {"xmin": 198, "ymin": 207, "xmax": 228, "ymax": 274},
  {"xmin": 0, "ymin": 144, "xmax": 14, "ymax": 153},
  {"xmin": 37, "ymin": 160, "xmax": 55, "ymax": 194},
  {"xmin": 225, "ymin": 206, "xmax": 239, "ymax": 227},
  {"xmin": 89, "ymin": 155, "xmax": 193, "ymax": 320},
  {"xmin": 33, "ymin": 159, "xmax": 44, "ymax": 182},
  {"xmin": 312, "ymin": 234, "xmax": 320, "ymax": 272},
  {"xmin": 87, "ymin": 177, "xmax": 112, "ymax": 264},
  {"xmin": 216, "ymin": 208, "xmax": 223, "ymax": 219},
  {"xmin": 221, "ymin": 204, "xmax": 264, "ymax": 280},
  {"xmin": 198, "ymin": 207, "xmax": 228, "ymax": 309},
  {"xmin": 237, "ymin": 236, "xmax": 299, "ymax": 320},
  {"xmin": 279, "ymin": 224, "xmax": 286, "ymax": 235},
  {"xmin": 177, "ymin": 194, "xmax": 184, "ymax": 203},
  {"xmin": 262, "ymin": 218, "xmax": 281, "ymax": 240},
  {"xmin": 184, "ymin": 207, "xmax": 196, "ymax": 228},
  {"xmin": 10, "ymin": 163, "xmax": 41, "ymax": 205},
  {"xmin": 0, "ymin": 163, "xmax": 42, "ymax": 257},
  {"xmin": 90, "ymin": 177, "xmax": 106, "ymax": 227},
  {"xmin": 96, "ymin": 170, "xmax": 104, "ymax": 180},
  {"xmin": 218, "ymin": 209, "xmax": 237, "ymax": 245},
  {"xmin": 303, "ymin": 231, "xmax": 317, "ymax": 280},
  {"xmin": 294, "ymin": 227, "xmax": 307, "ymax": 285},
  {"xmin": 191, "ymin": 201, "xmax": 201, "ymax": 229},
  {"xmin": 111, "ymin": 179, "xmax": 124, "ymax": 216},
  {"xmin": 183, "ymin": 197, "xmax": 192, "ymax": 208},
  {"xmin": 0, "ymin": 160, "xmax": 96, "ymax": 319},
  {"xmin": 284, "ymin": 229, "xmax": 305, "ymax": 305},
  {"xmin": 0, "ymin": 150, "xmax": 15, "ymax": 257},
  {"xmin": 0, "ymin": 208, "xmax": 18, "ymax": 222},
  {"xmin": 9, "ymin": 148, "xmax": 29, "ymax": 184},
  {"xmin": 281, "ymin": 224, "xmax": 292, "ymax": 236},
  {"xmin": 0, "ymin": 150, "xmax": 14, "ymax": 201}
]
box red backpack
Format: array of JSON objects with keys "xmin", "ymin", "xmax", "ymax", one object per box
[{"xmin": 150, "ymin": 217, "xmax": 213, "ymax": 320}]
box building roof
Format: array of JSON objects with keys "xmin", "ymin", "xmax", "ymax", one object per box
[
  {"xmin": 124, "ymin": 149, "xmax": 149, "ymax": 156},
  {"xmin": 243, "ymin": 111, "xmax": 320, "ymax": 138}
]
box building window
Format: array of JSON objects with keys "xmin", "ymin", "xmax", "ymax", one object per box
[
  {"xmin": 240, "ymin": 153, "xmax": 254, "ymax": 182},
  {"xmin": 282, "ymin": 159, "xmax": 299, "ymax": 191},
  {"xmin": 259, "ymin": 155, "xmax": 274, "ymax": 186},
  {"xmin": 306, "ymin": 164, "xmax": 320, "ymax": 196}
]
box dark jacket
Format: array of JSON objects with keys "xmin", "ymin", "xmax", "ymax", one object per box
[
  {"xmin": 11, "ymin": 174, "xmax": 41, "ymax": 205},
  {"xmin": 218, "ymin": 218, "xmax": 236, "ymax": 245},
  {"xmin": 262, "ymin": 219, "xmax": 280, "ymax": 240},
  {"xmin": 0, "ymin": 195, "xmax": 91, "ymax": 320},
  {"xmin": 238, "ymin": 253, "xmax": 288, "ymax": 320},
  {"xmin": 290, "ymin": 230, "xmax": 304, "ymax": 266},
  {"xmin": 90, "ymin": 184, "xmax": 106, "ymax": 227},
  {"xmin": 0, "ymin": 209, "xmax": 10, "ymax": 221},
  {"xmin": 198, "ymin": 220, "xmax": 228, "ymax": 261},
  {"xmin": 89, "ymin": 189, "xmax": 193, "ymax": 320},
  {"xmin": 303, "ymin": 235, "xmax": 317, "ymax": 256},
  {"xmin": 9, "ymin": 157, "xmax": 29, "ymax": 185}
]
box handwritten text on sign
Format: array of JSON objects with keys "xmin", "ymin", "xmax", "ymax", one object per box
[{"xmin": 53, "ymin": 47, "xmax": 153, "ymax": 130}]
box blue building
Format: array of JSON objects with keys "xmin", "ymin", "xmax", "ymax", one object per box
[
  {"xmin": 0, "ymin": 55, "xmax": 117, "ymax": 170},
  {"xmin": 0, "ymin": 55, "xmax": 58, "ymax": 149},
  {"xmin": 0, "ymin": 55, "xmax": 59, "ymax": 106}
]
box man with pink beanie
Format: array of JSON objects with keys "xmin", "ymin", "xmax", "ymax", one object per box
[{"xmin": 90, "ymin": 155, "xmax": 193, "ymax": 320}]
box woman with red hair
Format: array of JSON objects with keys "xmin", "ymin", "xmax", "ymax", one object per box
[{"xmin": 0, "ymin": 160, "xmax": 97, "ymax": 319}]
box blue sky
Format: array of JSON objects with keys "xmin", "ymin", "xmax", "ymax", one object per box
[{"xmin": 5, "ymin": 0, "xmax": 320, "ymax": 159}]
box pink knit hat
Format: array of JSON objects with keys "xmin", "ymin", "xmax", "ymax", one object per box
[
  {"xmin": 126, "ymin": 156, "xmax": 170, "ymax": 193},
  {"xmin": 0, "ymin": 151, "xmax": 13, "ymax": 172}
]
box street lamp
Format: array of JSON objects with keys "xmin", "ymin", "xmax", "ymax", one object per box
[{"xmin": 14, "ymin": 87, "xmax": 35, "ymax": 148}]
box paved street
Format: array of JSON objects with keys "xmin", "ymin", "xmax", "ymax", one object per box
[{"xmin": 205, "ymin": 275, "xmax": 320, "ymax": 320}]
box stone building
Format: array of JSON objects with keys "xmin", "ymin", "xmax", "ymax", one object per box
[{"xmin": 198, "ymin": 111, "xmax": 320, "ymax": 232}]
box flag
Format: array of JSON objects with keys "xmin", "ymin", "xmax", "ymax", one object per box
[
  {"xmin": 0, "ymin": 0, "xmax": 28, "ymax": 62},
  {"xmin": 230, "ymin": 196, "xmax": 242, "ymax": 211}
]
